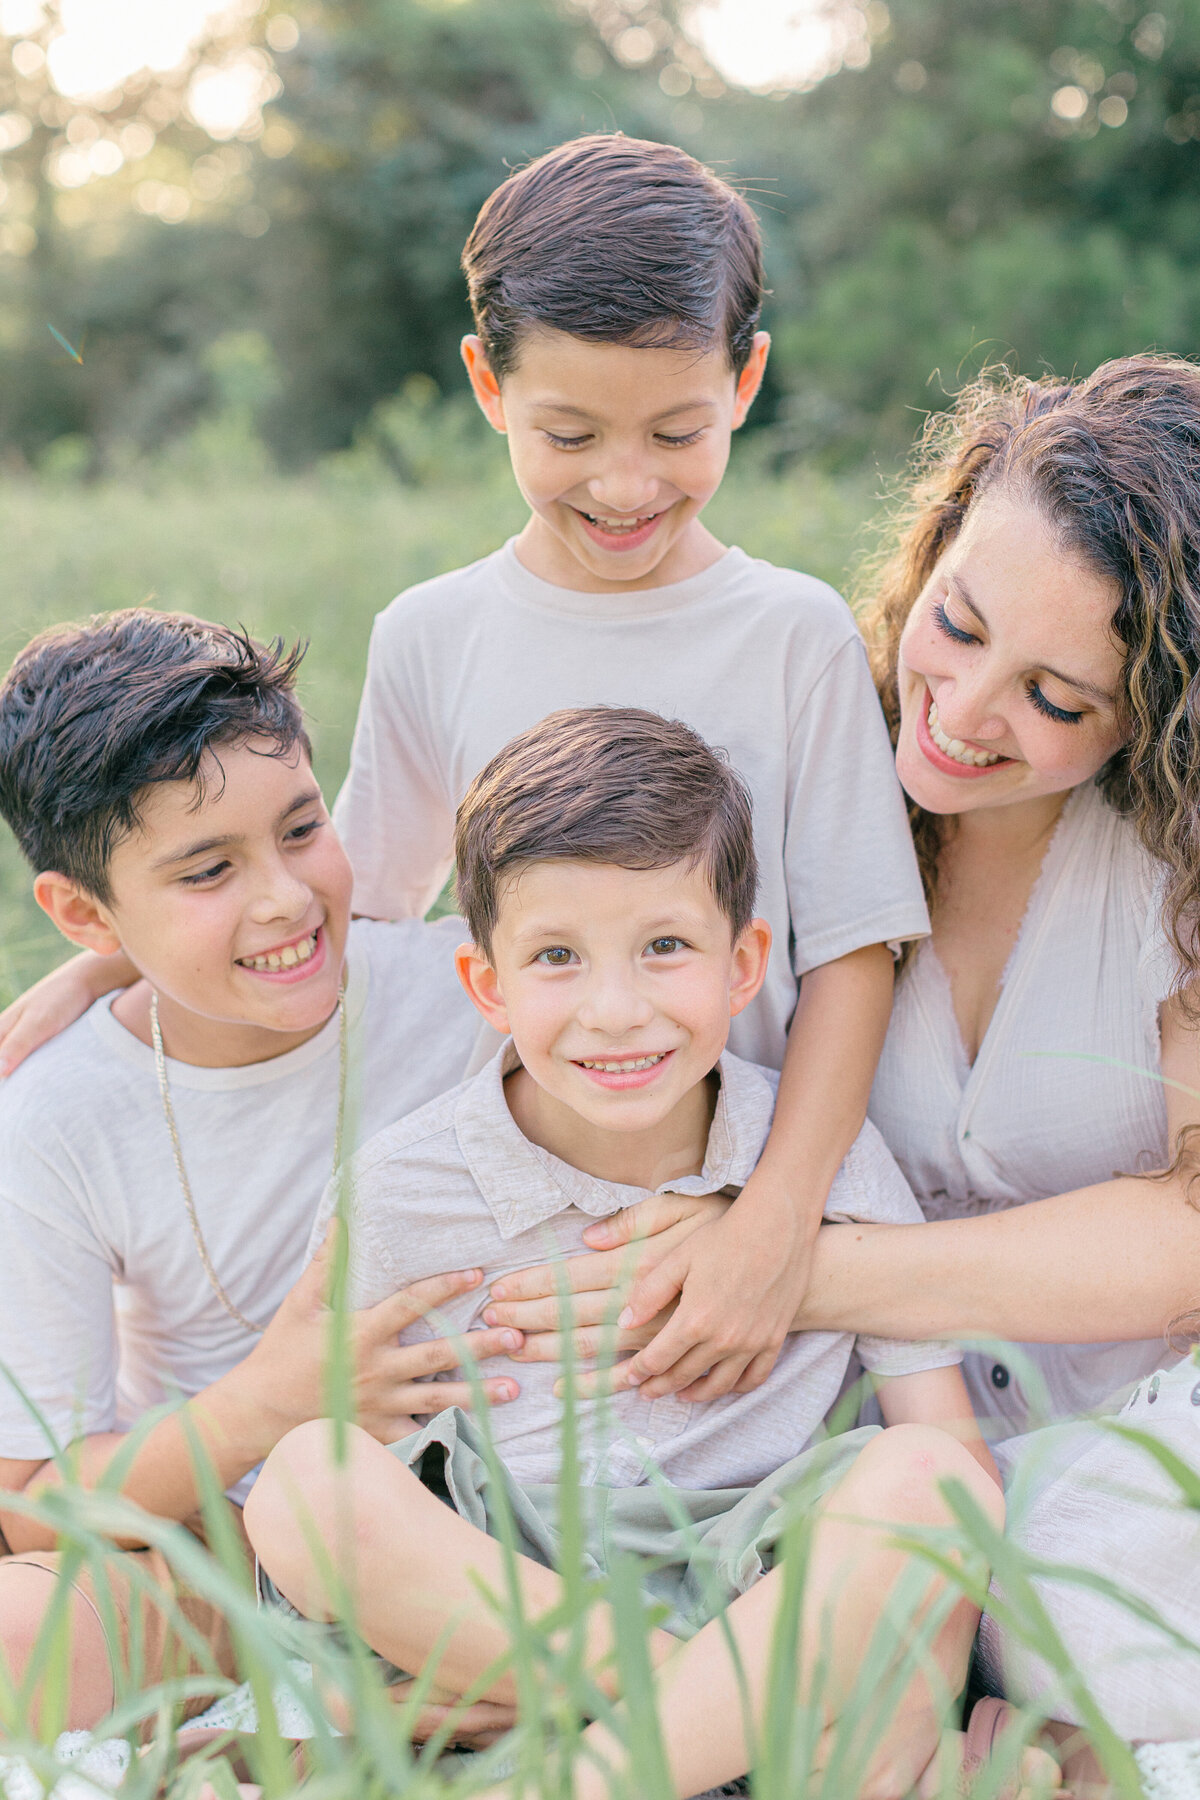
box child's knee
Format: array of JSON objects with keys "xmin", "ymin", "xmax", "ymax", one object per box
[
  {"xmin": 848, "ymin": 1424, "xmax": 1004, "ymax": 1530},
  {"xmin": 0, "ymin": 1558, "xmax": 114, "ymax": 1719}
]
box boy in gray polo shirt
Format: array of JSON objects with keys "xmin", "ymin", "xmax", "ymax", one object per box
[{"xmin": 246, "ymin": 707, "xmax": 1020, "ymax": 1800}]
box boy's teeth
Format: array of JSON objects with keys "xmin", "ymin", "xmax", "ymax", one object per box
[
  {"xmin": 582, "ymin": 511, "xmax": 656, "ymax": 533},
  {"xmin": 927, "ymin": 700, "xmax": 1002, "ymax": 767},
  {"xmin": 579, "ymin": 1053, "xmax": 666, "ymax": 1072},
  {"xmin": 239, "ymin": 931, "xmax": 318, "ymax": 972}
]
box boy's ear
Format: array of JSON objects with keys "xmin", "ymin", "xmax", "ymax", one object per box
[
  {"xmin": 461, "ymin": 336, "xmax": 507, "ymax": 433},
  {"xmin": 731, "ymin": 332, "xmax": 771, "ymax": 430},
  {"xmin": 33, "ymin": 872, "xmax": 123, "ymax": 957},
  {"xmin": 728, "ymin": 917, "xmax": 772, "ymax": 1018},
  {"xmin": 455, "ymin": 941, "xmax": 512, "ymax": 1033}
]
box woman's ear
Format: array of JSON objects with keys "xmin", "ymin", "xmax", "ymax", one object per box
[
  {"xmin": 460, "ymin": 336, "xmax": 507, "ymax": 433},
  {"xmin": 728, "ymin": 917, "xmax": 772, "ymax": 1018},
  {"xmin": 455, "ymin": 942, "xmax": 511, "ymax": 1033},
  {"xmin": 732, "ymin": 332, "xmax": 771, "ymax": 429},
  {"xmin": 33, "ymin": 873, "xmax": 123, "ymax": 956}
]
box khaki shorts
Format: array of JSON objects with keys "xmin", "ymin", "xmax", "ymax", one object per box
[{"xmin": 2, "ymin": 1508, "xmax": 248, "ymax": 1727}]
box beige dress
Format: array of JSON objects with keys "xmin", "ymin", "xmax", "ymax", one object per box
[{"xmin": 868, "ymin": 780, "xmax": 1180, "ymax": 1437}]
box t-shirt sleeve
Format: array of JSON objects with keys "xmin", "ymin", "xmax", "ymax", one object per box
[
  {"xmin": 784, "ymin": 634, "xmax": 929, "ymax": 976},
  {"xmin": 332, "ymin": 606, "xmax": 457, "ymax": 920},
  {"xmin": 823, "ymin": 1118, "xmax": 962, "ymax": 1376},
  {"xmin": 0, "ymin": 1153, "xmax": 119, "ymax": 1460}
]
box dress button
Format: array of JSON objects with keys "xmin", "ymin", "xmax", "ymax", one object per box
[
  {"xmin": 990, "ymin": 1364, "xmax": 1009, "ymax": 1390},
  {"xmin": 1192, "ymin": 1382, "xmax": 1200, "ymax": 1407},
  {"xmin": 1149, "ymin": 1375, "xmax": 1161, "ymax": 1404}
]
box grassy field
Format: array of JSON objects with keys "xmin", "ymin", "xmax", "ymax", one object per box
[{"xmin": 0, "ymin": 445, "xmax": 879, "ymax": 1001}]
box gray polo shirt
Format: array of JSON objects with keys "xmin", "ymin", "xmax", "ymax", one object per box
[{"xmin": 313, "ymin": 1044, "xmax": 960, "ymax": 1491}]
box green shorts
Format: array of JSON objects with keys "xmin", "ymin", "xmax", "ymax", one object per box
[{"xmin": 257, "ymin": 1406, "xmax": 879, "ymax": 1664}]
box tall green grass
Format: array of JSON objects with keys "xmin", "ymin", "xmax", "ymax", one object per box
[{"xmin": 0, "ymin": 1329, "xmax": 1175, "ymax": 1800}]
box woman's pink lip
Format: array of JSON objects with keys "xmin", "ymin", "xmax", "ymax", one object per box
[
  {"xmin": 915, "ymin": 689, "xmax": 1014, "ymax": 780},
  {"xmin": 573, "ymin": 1048, "xmax": 676, "ymax": 1090},
  {"xmin": 572, "ymin": 507, "xmax": 666, "ymax": 553},
  {"xmin": 235, "ymin": 923, "xmax": 330, "ymax": 984}
]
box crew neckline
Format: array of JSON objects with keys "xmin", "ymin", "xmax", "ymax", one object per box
[
  {"xmin": 87, "ymin": 937, "xmax": 369, "ymax": 1091},
  {"xmin": 494, "ymin": 537, "xmax": 749, "ymax": 620}
]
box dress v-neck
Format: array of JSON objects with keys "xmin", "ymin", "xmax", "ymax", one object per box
[{"xmin": 921, "ymin": 785, "xmax": 1087, "ymax": 1090}]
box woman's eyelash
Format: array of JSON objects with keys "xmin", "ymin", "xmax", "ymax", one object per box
[
  {"xmin": 932, "ymin": 600, "xmax": 978, "ymax": 645},
  {"xmin": 1028, "ymin": 684, "xmax": 1084, "ymax": 725}
]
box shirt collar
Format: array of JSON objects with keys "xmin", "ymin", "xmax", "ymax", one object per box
[{"xmin": 453, "ymin": 1040, "xmax": 776, "ymax": 1241}]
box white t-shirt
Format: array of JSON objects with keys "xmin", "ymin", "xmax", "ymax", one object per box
[
  {"xmin": 869, "ymin": 781, "xmax": 1181, "ymax": 1435},
  {"xmin": 0, "ymin": 918, "xmax": 478, "ymax": 1488},
  {"xmin": 333, "ymin": 539, "xmax": 930, "ymax": 1071}
]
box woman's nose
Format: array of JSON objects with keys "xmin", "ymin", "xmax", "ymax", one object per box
[{"xmin": 931, "ymin": 677, "xmax": 1007, "ymax": 743}]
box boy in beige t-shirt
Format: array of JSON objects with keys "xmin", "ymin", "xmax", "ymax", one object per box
[{"xmin": 333, "ymin": 134, "xmax": 929, "ymax": 1403}]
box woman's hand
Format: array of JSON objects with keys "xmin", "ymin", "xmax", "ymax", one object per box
[
  {"xmin": 479, "ymin": 1192, "xmax": 729, "ymax": 1377},
  {"xmin": 0, "ymin": 950, "xmax": 137, "ymax": 1077},
  {"xmin": 241, "ymin": 1223, "xmax": 523, "ymax": 1449}
]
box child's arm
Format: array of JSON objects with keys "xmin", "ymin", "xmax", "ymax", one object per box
[
  {"xmin": 608, "ymin": 940, "xmax": 894, "ymax": 1402},
  {"xmin": 875, "ymin": 1365, "xmax": 999, "ymax": 1486},
  {"xmin": 0, "ymin": 949, "xmax": 138, "ymax": 1076}
]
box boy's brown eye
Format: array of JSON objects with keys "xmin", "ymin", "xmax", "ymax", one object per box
[
  {"xmin": 536, "ymin": 946, "xmax": 575, "ymax": 966},
  {"xmin": 647, "ymin": 936, "xmax": 684, "ymax": 956}
]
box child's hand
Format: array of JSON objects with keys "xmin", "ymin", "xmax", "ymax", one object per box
[
  {"xmin": 0, "ymin": 950, "xmax": 136, "ymax": 1077},
  {"xmin": 592, "ymin": 1178, "xmax": 818, "ymax": 1401},
  {"xmin": 243, "ymin": 1224, "xmax": 524, "ymax": 1448}
]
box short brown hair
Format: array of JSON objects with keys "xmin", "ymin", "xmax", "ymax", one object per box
[
  {"xmin": 0, "ymin": 608, "xmax": 309, "ymax": 901},
  {"xmin": 462, "ymin": 133, "xmax": 763, "ymax": 379},
  {"xmin": 455, "ymin": 707, "xmax": 757, "ymax": 954}
]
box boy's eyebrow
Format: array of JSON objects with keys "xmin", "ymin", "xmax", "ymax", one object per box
[
  {"xmin": 951, "ymin": 578, "xmax": 1116, "ymax": 704},
  {"xmin": 533, "ymin": 399, "xmax": 718, "ymax": 424},
  {"xmin": 152, "ymin": 787, "xmax": 323, "ymax": 868}
]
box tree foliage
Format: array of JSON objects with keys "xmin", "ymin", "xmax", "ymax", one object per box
[{"xmin": 1, "ymin": 0, "xmax": 1199, "ymax": 469}]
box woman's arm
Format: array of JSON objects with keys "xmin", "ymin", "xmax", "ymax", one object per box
[
  {"xmin": 0, "ymin": 950, "xmax": 138, "ymax": 1076},
  {"xmin": 797, "ymin": 988, "xmax": 1200, "ymax": 1346}
]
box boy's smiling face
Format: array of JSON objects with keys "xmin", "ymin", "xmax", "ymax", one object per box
[
  {"xmin": 36, "ymin": 738, "xmax": 353, "ymax": 1065},
  {"xmin": 456, "ymin": 858, "xmax": 770, "ymax": 1189},
  {"xmin": 462, "ymin": 325, "xmax": 769, "ymax": 594}
]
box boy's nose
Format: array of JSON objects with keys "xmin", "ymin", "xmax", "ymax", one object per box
[
  {"xmin": 576, "ymin": 973, "xmax": 655, "ymax": 1034},
  {"xmin": 585, "ymin": 470, "xmax": 660, "ymax": 515},
  {"xmin": 250, "ymin": 863, "xmax": 312, "ymax": 922}
]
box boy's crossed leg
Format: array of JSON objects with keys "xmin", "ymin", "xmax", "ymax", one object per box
[{"xmin": 245, "ymin": 1422, "xmax": 1060, "ymax": 1799}]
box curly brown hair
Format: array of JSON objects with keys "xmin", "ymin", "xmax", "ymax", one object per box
[{"xmin": 859, "ymin": 354, "xmax": 1200, "ymax": 986}]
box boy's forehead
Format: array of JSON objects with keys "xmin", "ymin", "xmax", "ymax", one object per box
[
  {"xmin": 506, "ymin": 327, "xmax": 735, "ymax": 412},
  {"xmin": 127, "ymin": 740, "xmax": 318, "ymax": 856},
  {"xmin": 496, "ymin": 856, "xmax": 725, "ymax": 931}
]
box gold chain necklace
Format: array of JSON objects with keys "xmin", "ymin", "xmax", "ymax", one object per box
[{"xmin": 149, "ymin": 981, "xmax": 348, "ymax": 1334}]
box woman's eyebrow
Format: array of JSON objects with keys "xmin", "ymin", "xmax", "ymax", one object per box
[{"xmin": 952, "ymin": 577, "xmax": 1116, "ymax": 704}]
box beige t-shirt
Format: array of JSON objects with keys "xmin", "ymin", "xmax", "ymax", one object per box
[
  {"xmin": 314, "ymin": 1043, "xmax": 960, "ymax": 1491},
  {"xmin": 333, "ymin": 540, "xmax": 929, "ymax": 1071}
]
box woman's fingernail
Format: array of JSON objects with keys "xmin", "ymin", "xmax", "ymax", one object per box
[
  {"xmin": 502, "ymin": 1330, "xmax": 521, "ymax": 1350},
  {"xmin": 494, "ymin": 1380, "xmax": 517, "ymax": 1401},
  {"xmin": 626, "ymin": 1367, "xmax": 644, "ymax": 1387},
  {"xmin": 618, "ymin": 1307, "xmax": 634, "ymax": 1330},
  {"xmin": 482, "ymin": 1307, "xmax": 498, "ymax": 1326}
]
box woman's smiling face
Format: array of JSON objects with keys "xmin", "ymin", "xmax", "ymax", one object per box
[{"xmin": 894, "ymin": 486, "xmax": 1130, "ymax": 817}]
